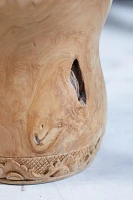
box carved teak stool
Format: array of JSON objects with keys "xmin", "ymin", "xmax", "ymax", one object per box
[{"xmin": 0, "ymin": 0, "xmax": 112, "ymax": 184}]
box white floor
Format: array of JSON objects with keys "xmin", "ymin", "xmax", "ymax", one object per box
[{"xmin": 0, "ymin": 1, "xmax": 133, "ymax": 200}]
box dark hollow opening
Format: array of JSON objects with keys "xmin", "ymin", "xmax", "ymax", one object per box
[{"xmin": 70, "ymin": 59, "xmax": 86, "ymax": 106}]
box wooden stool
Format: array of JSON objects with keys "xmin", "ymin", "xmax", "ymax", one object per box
[{"xmin": 0, "ymin": 0, "xmax": 112, "ymax": 184}]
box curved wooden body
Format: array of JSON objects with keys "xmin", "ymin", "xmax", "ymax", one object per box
[{"xmin": 0, "ymin": 0, "xmax": 112, "ymax": 184}]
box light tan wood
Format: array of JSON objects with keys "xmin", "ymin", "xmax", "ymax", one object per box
[{"xmin": 0, "ymin": 0, "xmax": 112, "ymax": 184}]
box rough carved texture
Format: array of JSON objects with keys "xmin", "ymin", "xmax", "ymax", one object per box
[
  {"xmin": 0, "ymin": 0, "xmax": 112, "ymax": 184},
  {"xmin": 0, "ymin": 136, "xmax": 102, "ymax": 184}
]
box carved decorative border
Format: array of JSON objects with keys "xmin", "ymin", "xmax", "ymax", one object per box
[{"xmin": 0, "ymin": 138, "xmax": 101, "ymax": 183}]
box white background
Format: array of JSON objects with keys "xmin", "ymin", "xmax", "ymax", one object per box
[{"xmin": 0, "ymin": 1, "xmax": 133, "ymax": 199}]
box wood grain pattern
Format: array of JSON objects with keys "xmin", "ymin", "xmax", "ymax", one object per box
[{"xmin": 0, "ymin": 0, "xmax": 112, "ymax": 184}]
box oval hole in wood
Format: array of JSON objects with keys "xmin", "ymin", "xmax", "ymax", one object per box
[{"xmin": 70, "ymin": 59, "xmax": 86, "ymax": 106}]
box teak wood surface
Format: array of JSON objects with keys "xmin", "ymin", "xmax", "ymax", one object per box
[{"xmin": 0, "ymin": 0, "xmax": 112, "ymax": 184}]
